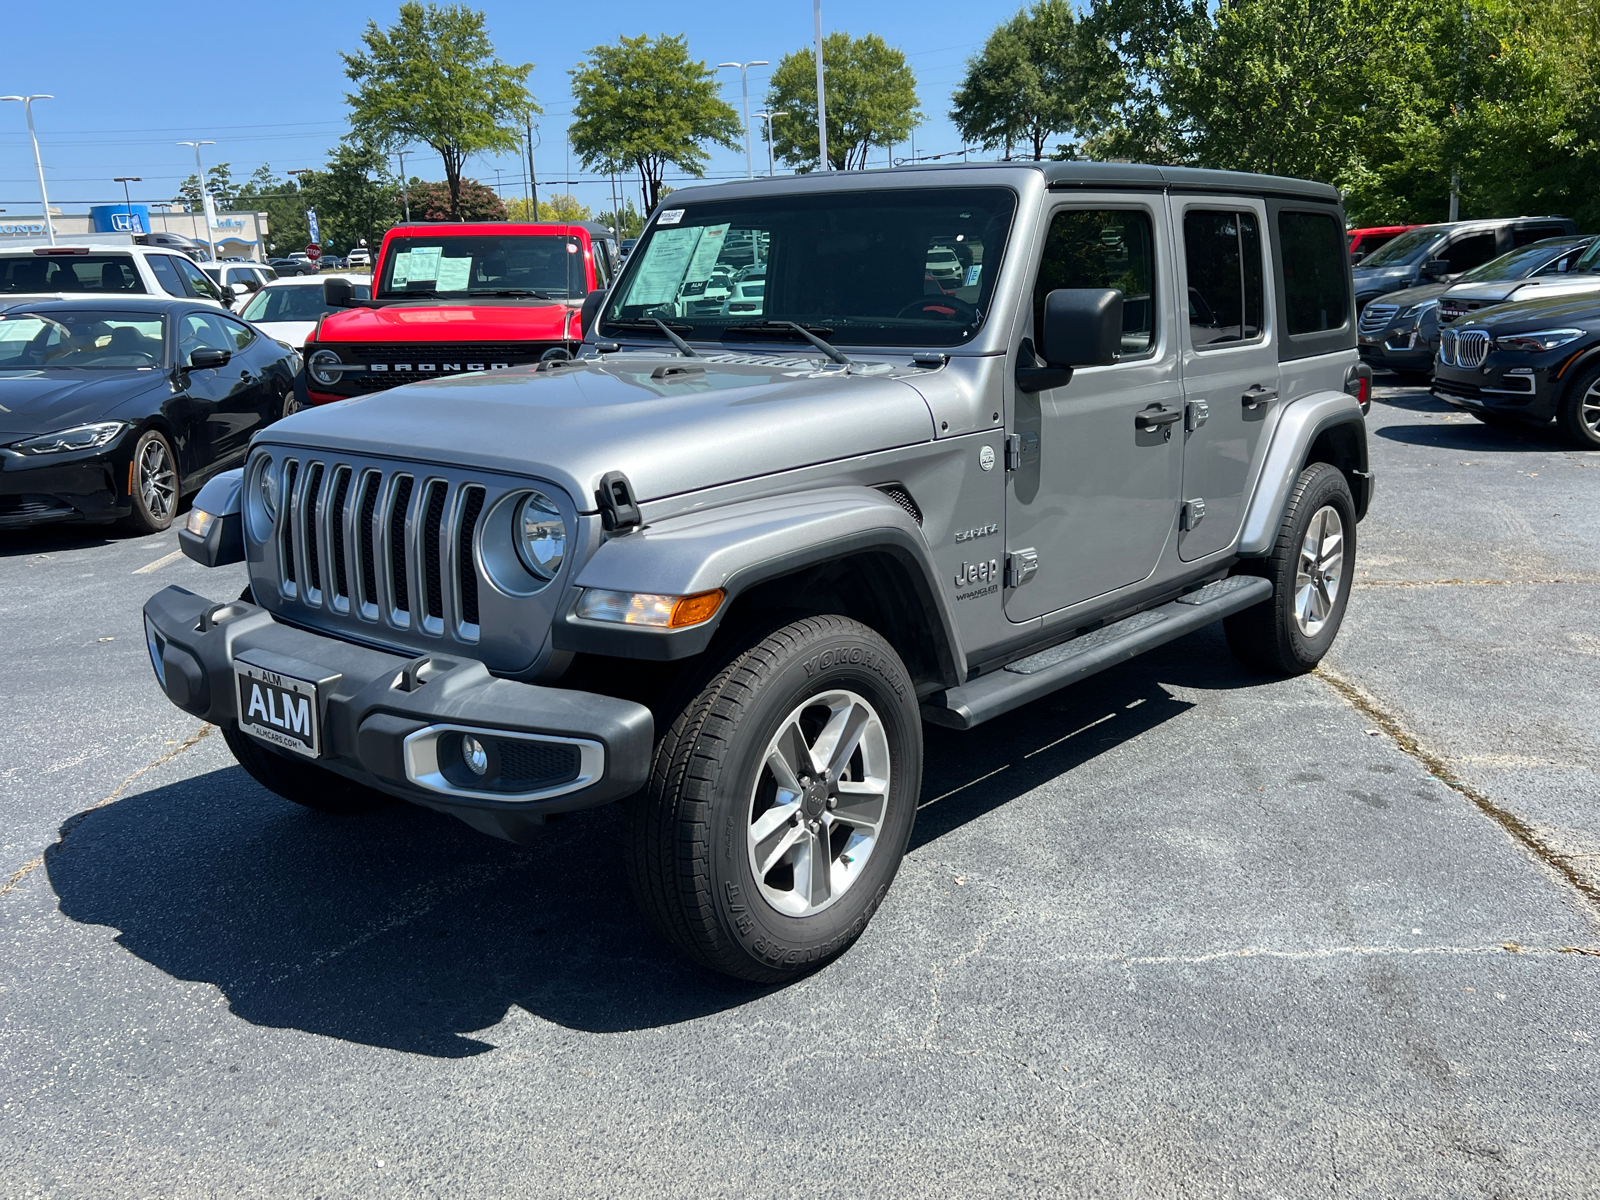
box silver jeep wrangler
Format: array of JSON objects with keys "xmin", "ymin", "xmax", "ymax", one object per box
[{"xmin": 145, "ymin": 163, "xmax": 1372, "ymax": 982}]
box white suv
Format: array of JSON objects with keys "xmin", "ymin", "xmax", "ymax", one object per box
[{"xmin": 0, "ymin": 242, "xmax": 231, "ymax": 311}]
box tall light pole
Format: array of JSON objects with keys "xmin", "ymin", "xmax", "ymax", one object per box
[
  {"xmin": 177, "ymin": 140, "xmax": 217, "ymax": 259},
  {"xmin": 2, "ymin": 95, "xmax": 56, "ymax": 244},
  {"xmin": 755, "ymin": 110, "xmax": 789, "ymax": 177},
  {"xmin": 718, "ymin": 60, "xmax": 769, "ymax": 179},
  {"xmin": 813, "ymin": 1, "xmax": 829, "ymax": 171},
  {"xmin": 389, "ymin": 150, "xmax": 411, "ymax": 223},
  {"xmin": 114, "ymin": 176, "xmax": 142, "ymax": 233},
  {"xmin": 526, "ymin": 119, "xmax": 540, "ymax": 216}
]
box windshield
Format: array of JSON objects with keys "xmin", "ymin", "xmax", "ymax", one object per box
[
  {"xmin": 1458, "ymin": 239, "xmax": 1581, "ymax": 283},
  {"xmin": 0, "ymin": 311, "xmax": 166, "ymax": 369},
  {"xmin": 601, "ymin": 188, "xmax": 1017, "ymax": 347},
  {"xmin": 241, "ymin": 281, "xmax": 370, "ymax": 323},
  {"xmin": 1359, "ymin": 226, "xmax": 1444, "ymax": 268},
  {"xmin": 375, "ymin": 234, "xmax": 582, "ymax": 300},
  {"xmin": 0, "ymin": 254, "xmax": 146, "ymax": 295},
  {"xmin": 1573, "ymin": 239, "xmax": 1600, "ymax": 274}
]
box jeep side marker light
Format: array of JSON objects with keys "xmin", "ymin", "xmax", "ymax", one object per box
[{"xmin": 575, "ymin": 588, "xmax": 725, "ymax": 628}]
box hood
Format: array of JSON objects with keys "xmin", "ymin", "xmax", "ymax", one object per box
[
  {"xmin": 1354, "ymin": 265, "xmax": 1418, "ymax": 287},
  {"xmin": 314, "ymin": 299, "xmax": 573, "ymax": 344},
  {"xmin": 0, "ymin": 370, "xmax": 164, "ymax": 441},
  {"xmin": 1370, "ymin": 282, "xmax": 1448, "ymax": 310},
  {"xmin": 1449, "ymin": 274, "xmax": 1600, "ymax": 306},
  {"xmin": 255, "ymin": 319, "xmax": 317, "ymax": 348},
  {"xmin": 260, "ymin": 351, "xmax": 938, "ymax": 509},
  {"xmin": 1458, "ymin": 292, "xmax": 1600, "ymax": 334}
]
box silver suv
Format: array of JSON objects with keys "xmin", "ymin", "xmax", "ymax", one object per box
[{"xmin": 144, "ymin": 163, "xmax": 1372, "ymax": 981}]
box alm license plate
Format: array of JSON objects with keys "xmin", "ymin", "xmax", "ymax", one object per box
[{"xmin": 234, "ymin": 661, "xmax": 322, "ymax": 758}]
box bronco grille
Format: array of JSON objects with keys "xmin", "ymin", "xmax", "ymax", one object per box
[
  {"xmin": 327, "ymin": 341, "xmax": 567, "ymax": 390},
  {"xmin": 273, "ymin": 458, "xmax": 490, "ymax": 643},
  {"xmin": 1439, "ymin": 328, "xmax": 1490, "ymax": 368},
  {"xmin": 1438, "ymin": 298, "xmax": 1480, "ymax": 323},
  {"xmin": 1358, "ymin": 303, "xmax": 1399, "ymax": 336}
]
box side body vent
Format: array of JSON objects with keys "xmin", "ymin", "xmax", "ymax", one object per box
[{"xmin": 877, "ymin": 484, "xmax": 923, "ymax": 525}]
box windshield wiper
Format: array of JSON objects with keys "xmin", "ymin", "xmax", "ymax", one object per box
[
  {"xmin": 725, "ymin": 320, "xmax": 852, "ymax": 366},
  {"xmin": 469, "ymin": 288, "xmax": 556, "ymax": 299},
  {"xmin": 606, "ymin": 317, "xmax": 700, "ymax": 357}
]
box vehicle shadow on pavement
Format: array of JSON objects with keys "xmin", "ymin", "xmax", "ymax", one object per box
[
  {"xmin": 1374, "ymin": 421, "xmax": 1566, "ymax": 452},
  {"xmin": 0, "ymin": 524, "xmax": 128, "ymax": 557},
  {"xmin": 43, "ymin": 627, "xmax": 1262, "ymax": 1056}
]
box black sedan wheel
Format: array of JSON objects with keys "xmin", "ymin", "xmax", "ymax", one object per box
[
  {"xmin": 121, "ymin": 429, "xmax": 178, "ymax": 534},
  {"xmin": 1558, "ymin": 364, "xmax": 1600, "ymax": 450}
]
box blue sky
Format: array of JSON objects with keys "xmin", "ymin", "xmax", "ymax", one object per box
[{"xmin": 0, "ymin": 0, "xmax": 1025, "ymax": 221}]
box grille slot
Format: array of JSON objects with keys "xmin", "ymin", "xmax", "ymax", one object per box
[
  {"xmin": 388, "ymin": 475, "xmax": 414, "ymax": 616},
  {"xmin": 877, "ymin": 484, "xmax": 923, "ymax": 525},
  {"xmin": 356, "ymin": 470, "xmax": 381, "ymax": 610},
  {"xmin": 302, "ymin": 463, "xmax": 325, "ymax": 594},
  {"xmin": 457, "ymin": 486, "xmax": 485, "ymax": 628},
  {"xmin": 422, "ymin": 481, "xmax": 448, "ymax": 622},
  {"xmin": 328, "ymin": 466, "xmax": 351, "ymax": 603},
  {"xmin": 1456, "ymin": 330, "xmax": 1490, "ymax": 368},
  {"xmin": 1358, "ymin": 303, "xmax": 1398, "ymax": 336},
  {"xmin": 280, "ymin": 460, "xmax": 300, "ymax": 586},
  {"xmin": 496, "ymin": 738, "xmax": 580, "ymax": 788}
]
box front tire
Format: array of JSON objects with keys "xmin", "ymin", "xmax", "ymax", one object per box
[
  {"xmin": 1556, "ymin": 364, "xmax": 1600, "ymax": 449},
  {"xmin": 223, "ymin": 726, "xmax": 396, "ymax": 814},
  {"xmin": 624, "ymin": 616, "xmax": 923, "ymax": 983},
  {"xmin": 1225, "ymin": 462, "xmax": 1356, "ymax": 675},
  {"xmin": 119, "ymin": 429, "xmax": 178, "ymax": 534}
]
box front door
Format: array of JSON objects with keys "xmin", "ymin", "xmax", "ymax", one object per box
[
  {"xmin": 1006, "ymin": 199, "xmax": 1183, "ymax": 622},
  {"xmin": 1174, "ymin": 201, "xmax": 1281, "ymax": 560}
]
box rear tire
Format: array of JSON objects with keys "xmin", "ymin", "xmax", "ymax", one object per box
[
  {"xmin": 1225, "ymin": 462, "xmax": 1356, "ymax": 675},
  {"xmin": 119, "ymin": 429, "xmax": 178, "ymax": 535},
  {"xmin": 1556, "ymin": 365, "xmax": 1600, "ymax": 450},
  {"xmin": 223, "ymin": 726, "xmax": 396, "ymax": 814},
  {"xmin": 624, "ymin": 616, "xmax": 922, "ymax": 983}
]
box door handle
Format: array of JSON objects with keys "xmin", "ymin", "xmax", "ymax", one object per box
[
  {"xmin": 1242, "ymin": 385, "xmax": 1278, "ymax": 410},
  {"xmin": 1135, "ymin": 405, "xmax": 1184, "ymax": 430}
]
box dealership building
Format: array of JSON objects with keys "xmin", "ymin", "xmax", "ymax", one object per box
[{"xmin": 0, "ymin": 203, "xmax": 270, "ymax": 260}]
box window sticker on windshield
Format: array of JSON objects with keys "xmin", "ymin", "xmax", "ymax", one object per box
[
  {"xmin": 436, "ymin": 256, "xmax": 472, "ymax": 291},
  {"xmin": 624, "ymin": 227, "xmax": 702, "ymax": 307},
  {"xmin": 965, "ymin": 264, "xmax": 982, "ymax": 287},
  {"xmin": 657, "ymin": 210, "xmax": 685, "ymax": 226},
  {"xmin": 684, "ymin": 223, "xmax": 730, "ymax": 285},
  {"xmin": 392, "ymin": 246, "xmax": 442, "ymax": 285}
]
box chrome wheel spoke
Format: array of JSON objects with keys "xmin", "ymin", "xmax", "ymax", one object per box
[
  {"xmin": 800, "ymin": 829, "xmax": 831, "ymax": 908},
  {"xmin": 831, "ymin": 778, "xmax": 887, "ymax": 829},
  {"xmin": 754, "ymin": 815, "xmax": 804, "ymax": 877},
  {"xmin": 811, "ymin": 698, "xmax": 868, "ymax": 778},
  {"xmin": 1292, "ymin": 504, "xmax": 1345, "ymax": 637}
]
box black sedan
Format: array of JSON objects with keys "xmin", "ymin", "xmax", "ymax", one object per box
[
  {"xmin": 1432, "ymin": 292, "xmax": 1600, "ymax": 448},
  {"xmin": 0, "ymin": 297, "xmax": 301, "ymax": 533}
]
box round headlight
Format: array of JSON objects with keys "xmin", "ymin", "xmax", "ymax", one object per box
[
  {"xmin": 259, "ymin": 457, "xmax": 279, "ymax": 523},
  {"xmin": 307, "ymin": 348, "xmax": 341, "ymax": 387},
  {"xmin": 514, "ymin": 491, "xmax": 566, "ymax": 581}
]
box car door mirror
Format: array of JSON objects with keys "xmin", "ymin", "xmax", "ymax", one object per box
[
  {"xmin": 1420, "ymin": 257, "xmax": 1451, "ymax": 279},
  {"xmin": 189, "ymin": 347, "xmax": 231, "ymax": 370},
  {"xmin": 1041, "ymin": 288, "xmax": 1124, "ymax": 368},
  {"xmin": 323, "ymin": 277, "xmax": 354, "ymax": 308},
  {"xmin": 580, "ymin": 288, "xmax": 609, "ymax": 338},
  {"xmin": 229, "ymin": 282, "xmax": 250, "ymax": 298},
  {"xmin": 1350, "ymin": 250, "xmax": 1366, "ymax": 265}
]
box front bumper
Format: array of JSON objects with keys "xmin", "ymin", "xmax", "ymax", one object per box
[
  {"xmin": 0, "ymin": 447, "xmax": 129, "ymax": 527},
  {"xmin": 1431, "ymin": 358, "xmax": 1560, "ymax": 422},
  {"xmin": 143, "ymin": 585, "xmax": 654, "ymax": 835}
]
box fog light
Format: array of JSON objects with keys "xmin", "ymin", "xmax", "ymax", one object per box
[{"xmin": 461, "ymin": 734, "xmax": 489, "ymax": 777}]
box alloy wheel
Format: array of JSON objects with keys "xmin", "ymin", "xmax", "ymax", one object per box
[
  {"xmin": 747, "ymin": 689, "xmax": 891, "ymax": 918},
  {"xmin": 1294, "ymin": 505, "xmax": 1345, "ymax": 637},
  {"xmin": 1583, "ymin": 381, "xmax": 1600, "ymax": 437},
  {"xmin": 139, "ymin": 437, "xmax": 176, "ymax": 523}
]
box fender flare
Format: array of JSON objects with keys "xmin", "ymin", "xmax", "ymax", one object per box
[
  {"xmin": 1238, "ymin": 390, "xmax": 1370, "ymax": 556},
  {"xmin": 554, "ymin": 485, "xmax": 966, "ymax": 684}
]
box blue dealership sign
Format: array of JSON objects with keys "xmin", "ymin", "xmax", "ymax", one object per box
[{"xmin": 90, "ymin": 203, "xmax": 150, "ymax": 234}]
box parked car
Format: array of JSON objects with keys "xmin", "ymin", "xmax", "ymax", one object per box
[
  {"xmin": 1437, "ymin": 234, "xmax": 1600, "ymax": 325},
  {"xmin": 1357, "ymin": 236, "xmax": 1591, "ymax": 379},
  {"xmin": 1352, "ymin": 216, "xmax": 1578, "ymax": 311},
  {"xmin": 144, "ymin": 161, "xmax": 1371, "ymax": 983},
  {"xmin": 1433, "ymin": 292, "xmax": 1600, "ymax": 447},
  {"xmin": 296, "ymin": 220, "xmax": 619, "ymax": 405},
  {"xmin": 319, "ymin": 255, "xmax": 346, "ymax": 271},
  {"xmin": 135, "ymin": 231, "xmax": 212, "ymax": 262},
  {"xmin": 1347, "ymin": 225, "xmax": 1420, "ymax": 263},
  {"xmin": 268, "ymin": 257, "xmax": 318, "ymax": 278},
  {"xmin": 202, "ymin": 261, "xmax": 277, "ymax": 308},
  {"xmin": 345, "ymin": 247, "xmax": 371, "ymax": 269},
  {"xmin": 0, "ymin": 243, "xmax": 231, "ymax": 312},
  {"xmin": 0, "ymin": 297, "xmax": 300, "ymax": 531},
  {"xmin": 235, "ymin": 273, "xmax": 372, "ymax": 347}
]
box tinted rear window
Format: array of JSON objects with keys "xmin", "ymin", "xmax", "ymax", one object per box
[
  {"xmin": 1279, "ymin": 211, "xmax": 1349, "ymax": 336},
  {"xmin": 0, "ymin": 254, "xmax": 146, "ymax": 295}
]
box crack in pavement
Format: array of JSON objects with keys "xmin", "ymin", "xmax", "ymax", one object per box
[
  {"xmin": 0, "ymin": 723, "xmax": 214, "ymax": 898},
  {"xmin": 1353, "ymin": 577, "xmax": 1598, "ymax": 588},
  {"xmin": 1315, "ymin": 664, "xmax": 1600, "ymax": 919}
]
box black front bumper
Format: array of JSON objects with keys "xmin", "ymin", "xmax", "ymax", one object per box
[
  {"xmin": 1432, "ymin": 360, "xmax": 1559, "ymax": 422},
  {"xmin": 143, "ymin": 585, "xmax": 654, "ymax": 834},
  {"xmin": 0, "ymin": 450, "xmax": 129, "ymax": 527}
]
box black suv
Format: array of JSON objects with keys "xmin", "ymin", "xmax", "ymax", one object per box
[
  {"xmin": 1432, "ymin": 292, "xmax": 1600, "ymax": 447},
  {"xmin": 1353, "ymin": 216, "xmax": 1578, "ymax": 312}
]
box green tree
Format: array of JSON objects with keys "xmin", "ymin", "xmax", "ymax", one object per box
[
  {"xmin": 234, "ymin": 165, "xmax": 308, "ymax": 255},
  {"xmin": 343, "ymin": 2, "xmax": 536, "ymax": 220},
  {"xmin": 506, "ymin": 193, "xmax": 592, "ymax": 221},
  {"xmin": 569, "ymin": 34, "xmax": 741, "ymax": 212},
  {"xmin": 596, "ymin": 198, "xmax": 645, "ymax": 238},
  {"xmin": 765, "ymin": 32, "xmax": 921, "ymax": 171},
  {"xmin": 952, "ymin": 1, "xmax": 1122, "ymax": 160},
  {"xmin": 174, "ymin": 163, "xmax": 238, "ymax": 208},
  {"xmin": 406, "ymin": 178, "xmax": 505, "ymax": 221},
  {"xmin": 300, "ymin": 145, "xmax": 402, "ymax": 253}
]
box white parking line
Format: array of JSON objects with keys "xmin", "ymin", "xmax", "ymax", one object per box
[{"xmin": 133, "ymin": 548, "xmax": 186, "ymax": 575}]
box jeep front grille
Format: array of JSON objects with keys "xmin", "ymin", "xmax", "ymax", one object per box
[
  {"xmin": 1439, "ymin": 328, "xmax": 1490, "ymax": 368},
  {"xmin": 274, "ymin": 458, "xmax": 488, "ymax": 643},
  {"xmin": 1358, "ymin": 303, "xmax": 1399, "ymax": 336}
]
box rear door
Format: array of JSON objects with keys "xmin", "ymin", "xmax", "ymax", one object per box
[
  {"xmin": 1005, "ymin": 196, "xmax": 1183, "ymax": 621},
  {"xmin": 1175, "ymin": 199, "xmax": 1280, "ymax": 560}
]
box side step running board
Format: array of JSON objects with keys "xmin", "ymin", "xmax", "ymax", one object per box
[{"xmin": 921, "ymin": 575, "xmax": 1273, "ymax": 730}]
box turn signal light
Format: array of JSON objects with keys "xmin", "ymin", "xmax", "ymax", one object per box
[{"xmin": 575, "ymin": 588, "xmax": 725, "ymax": 628}]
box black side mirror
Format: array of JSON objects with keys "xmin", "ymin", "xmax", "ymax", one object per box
[
  {"xmin": 1350, "ymin": 251, "xmax": 1366, "ymax": 265},
  {"xmin": 579, "ymin": 288, "xmax": 609, "ymax": 338},
  {"xmin": 1017, "ymin": 288, "xmax": 1124, "ymax": 394},
  {"xmin": 1420, "ymin": 257, "xmax": 1451, "ymax": 279},
  {"xmin": 189, "ymin": 347, "xmax": 231, "ymax": 370},
  {"xmin": 323, "ymin": 277, "xmax": 354, "ymax": 308}
]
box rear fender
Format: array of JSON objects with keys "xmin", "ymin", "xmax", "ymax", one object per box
[{"xmin": 1239, "ymin": 390, "xmax": 1371, "ymax": 555}]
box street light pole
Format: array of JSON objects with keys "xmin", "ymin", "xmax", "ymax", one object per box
[
  {"xmin": 813, "ymin": 1, "xmax": 829, "ymax": 171},
  {"xmin": 392, "ymin": 150, "xmax": 411, "ymax": 223},
  {"xmin": 2, "ymin": 95, "xmax": 56, "ymax": 244},
  {"xmin": 526, "ymin": 118, "xmax": 540, "ymax": 217},
  {"xmin": 718, "ymin": 61, "xmax": 770, "ymax": 179},
  {"xmin": 177, "ymin": 140, "xmax": 217, "ymax": 259},
  {"xmin": 114, "ymin": 176, "xmax": 142, "ymax": 233},
  {"xmin": 755, "ymin": 110, "xmax": 789, "ymax": 176}
]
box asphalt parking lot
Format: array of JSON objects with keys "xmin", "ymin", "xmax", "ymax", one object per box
[{"xmin": 2, "ymin": 381, "xmax": 1596, "ymax": 1198}]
